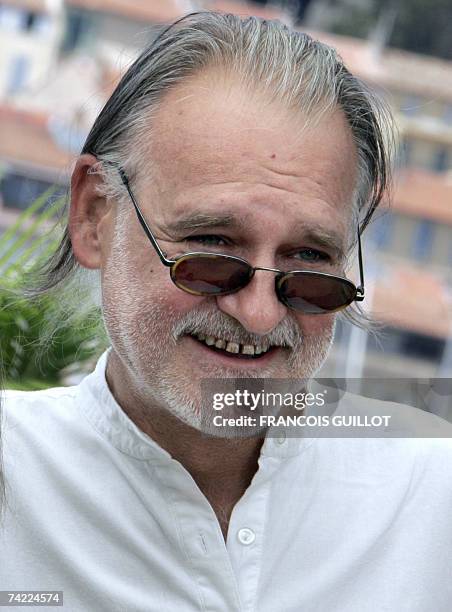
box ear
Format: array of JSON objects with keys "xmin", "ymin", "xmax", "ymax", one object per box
[{"xmin": 69, "ymin": 154, "xmax": 114, "ymax": 270}]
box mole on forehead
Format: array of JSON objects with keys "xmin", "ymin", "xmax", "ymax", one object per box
[{"xmin": 163, "ymin": 211, "xmax": 346, "ymax": 257}]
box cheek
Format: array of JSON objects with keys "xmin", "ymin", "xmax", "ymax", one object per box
[
  {"xmin": 155, "ymin": 282, "xmax": 207, "ymax": 317},
  {"xmin": 101, "ymin": 226, "xmax": 216, "ymax": 327},
  {"xmin": 295, "ymin": 313, "xmax": 336, "ymax": 338},
  {"xmin": 136, "ymin": 255, "xmax": 211, "ymax": 317},
  {"xmin": 104, "ymin": 259, "xmax": 207, "ymax": 325}
]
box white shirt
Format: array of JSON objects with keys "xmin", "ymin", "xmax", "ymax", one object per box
[{"xmin": 1, "ymin": 351, "xmax": 452, "ymax": 611}]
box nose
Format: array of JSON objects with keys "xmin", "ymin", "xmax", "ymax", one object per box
[{"xmin": 216, "ymin": 268, "xmax": 288, "ymax": 336}]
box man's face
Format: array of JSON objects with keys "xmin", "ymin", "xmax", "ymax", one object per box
[{"xmin": 100, "ymin": 73, "xmax": 358, "ymax": 430}]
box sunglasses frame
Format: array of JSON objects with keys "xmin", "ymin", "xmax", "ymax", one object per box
[{"xmin": 117, "ymin": 168, "xmax": 365, "ymax": 313}]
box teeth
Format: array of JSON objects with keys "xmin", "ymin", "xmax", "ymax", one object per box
[
  {"xmin": 241, "ymin": 344, "xmax": 255, "ymax": 355},
  {"xmin": 225, "ymin": 342, "xmax": 240, "ymax": 354},
  {"xmin": 192, "ymin": 333, "xmax": 274, "ymax": 356}
]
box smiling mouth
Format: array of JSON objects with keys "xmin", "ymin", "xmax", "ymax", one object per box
[{"xmin": 188, "ymin": 332, "xmax": 279, "ymax": 359}]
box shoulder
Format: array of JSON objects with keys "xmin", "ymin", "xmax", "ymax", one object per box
[
  {"xmin": 339, "ymin": 389, "xmax": 452, "ymax": 434},
  {"xmin": 1, "ymin": 385, "xmax": 80, "ymax": 451},
  {"xmin": 336, "ymin": 390, "xmax": 452, "ymax": 469},
  {"xmin": 2, "ymin": 384, "xmax": 78, "ymax": 417},
  {"xmin": 3, "ymin": 385, "xmax": 77, "ymax": 403}
]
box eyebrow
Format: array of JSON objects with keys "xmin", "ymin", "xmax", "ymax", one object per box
[
  {"xmin": 291, "ymin": 220, "xmax": 346, "ymax": 260},
  {"xmin": 164, "ymin": 212, "xmax": 247, "ymax": 234},
  {"xmin": 164, "ymin": 211, "xmax": 345, "ymax": 259}
]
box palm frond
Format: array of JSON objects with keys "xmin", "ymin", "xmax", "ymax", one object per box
[{"xmin": 0, "ymin": 190, "xmax": 106, "ymax": 390}]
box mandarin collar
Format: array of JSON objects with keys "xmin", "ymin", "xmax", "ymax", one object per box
[{"xmin": 76, "ymin": 349, "xmax": 310, "ymax": 462}]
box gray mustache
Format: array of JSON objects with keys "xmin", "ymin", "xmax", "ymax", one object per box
[{"xmin": 171, "ymin": 308, "xmax": 301, "ymax": 349}]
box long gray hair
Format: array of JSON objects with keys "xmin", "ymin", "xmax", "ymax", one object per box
[{"xmin": 29, "ymin": 11, "xmax": 395, "ymax": 331}]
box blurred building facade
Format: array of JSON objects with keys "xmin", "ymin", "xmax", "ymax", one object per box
[
  {"xmin": 0, "ymin": 0, "xmax": 64, "ymax": 99},
  {"xmin": 309, "ymin": 29, "xmax": 452, "ymax": 380},
  {"xmin": 1, "ymin": 0, "xmax": 451, "ymax": 381}
]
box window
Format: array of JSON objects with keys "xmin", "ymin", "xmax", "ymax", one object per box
[
  {"xmin": 397, "ymin": 138, "xmax": 411, "ymax": 167},
  {"xmin": 412, "ymin": 219, "xmax": 435, "ymax": 261},
  {"xmin": 369, "ymin": 213, "xmax": 394, "ymax": 249},
  {"xmin": 6, "ymin": 54, "xmax": 30, "ymax": 94},
  {"xmin": 0, "ymin": 6, "xmax": 44, "ymax": 33},
  {"xmin": 448, "ymin": 241, "xmax": 452, "ymax": 265},
  {"xmin": 62, "ymin": 11, "xmax": 92, "ymax": 52},
  {"xmin": 399, "ymin": 331, "xmax": 444, "ymax": 362},
  {"xmin": 367, "ymin": 326, "xmax": 444, "ymax": 363},
  {"xmin": 24, "ymin": 11, "xmax": 36, "ymax": 31},
  {"xmin": 0, "ymin": 172, "xmax": 65, "ymax": 211},
  {"xmin": 0, "ymin": 6, "xmax": 23, "ymax": 31},
  {"xmin": 34, "ymin": 14, "xmax": 51, "ymax": 36},
  {"xmin": 432, "ymin": 147, "xmax": 449, "ymax": 173},
  {"xmin": 444, "ymin": 105, "xmax": 452, "ymax": 126}
]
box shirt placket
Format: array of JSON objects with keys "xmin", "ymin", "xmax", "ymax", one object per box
[
  {"xmin": 155, "ymin": 461, "xmax": 244, "ymax": 612},
  {"xmin": 226, "ymin": 451, "xmax": 283, "ymax": 612}
]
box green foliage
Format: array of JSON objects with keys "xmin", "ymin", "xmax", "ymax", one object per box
[{"xmin": 0, "ymin": 190, "xmax": 106, "ymax": 390}]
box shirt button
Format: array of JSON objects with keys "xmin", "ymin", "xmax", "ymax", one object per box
[{"xmin": 237, "ymin": 528, "xmax": 256, "ymax": 545}]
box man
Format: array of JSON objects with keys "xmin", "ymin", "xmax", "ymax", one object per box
[{"xmin": 1, "ymin": 11, "xmax": 452, "ymax": 612}]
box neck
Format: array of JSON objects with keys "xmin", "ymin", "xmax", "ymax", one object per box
[{"xmin": 105, "ymin": 350, "xmax": 265, "ymax": 502}]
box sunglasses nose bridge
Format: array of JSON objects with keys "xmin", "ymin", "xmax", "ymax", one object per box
[
  {"xmin": 252, "ymin": 266, "xmax": 292, "ymax": 301},
  {"xmin": 213, "ymin": 260, "xmax": 277, "ymax": 293},
  {"xmin": 253, "ymin": 265, "xmax": 283, "ymax": 274},
  {"xmin": 221, "ymin": 264, "xmax": 286, "ymax": 297}
]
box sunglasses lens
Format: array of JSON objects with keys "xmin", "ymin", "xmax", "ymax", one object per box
[
  {"xmin": 278, "ymin": 273, "xmax": 357, "ymax": 313},
  {"xmin": 172, "ymin": 255, "xmax": 253, "ymax": 295}
]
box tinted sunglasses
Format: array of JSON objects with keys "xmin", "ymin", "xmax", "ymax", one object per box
[{"xmin": 118, "ymin": 169, "xmax": 365, "ymax": 314}]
